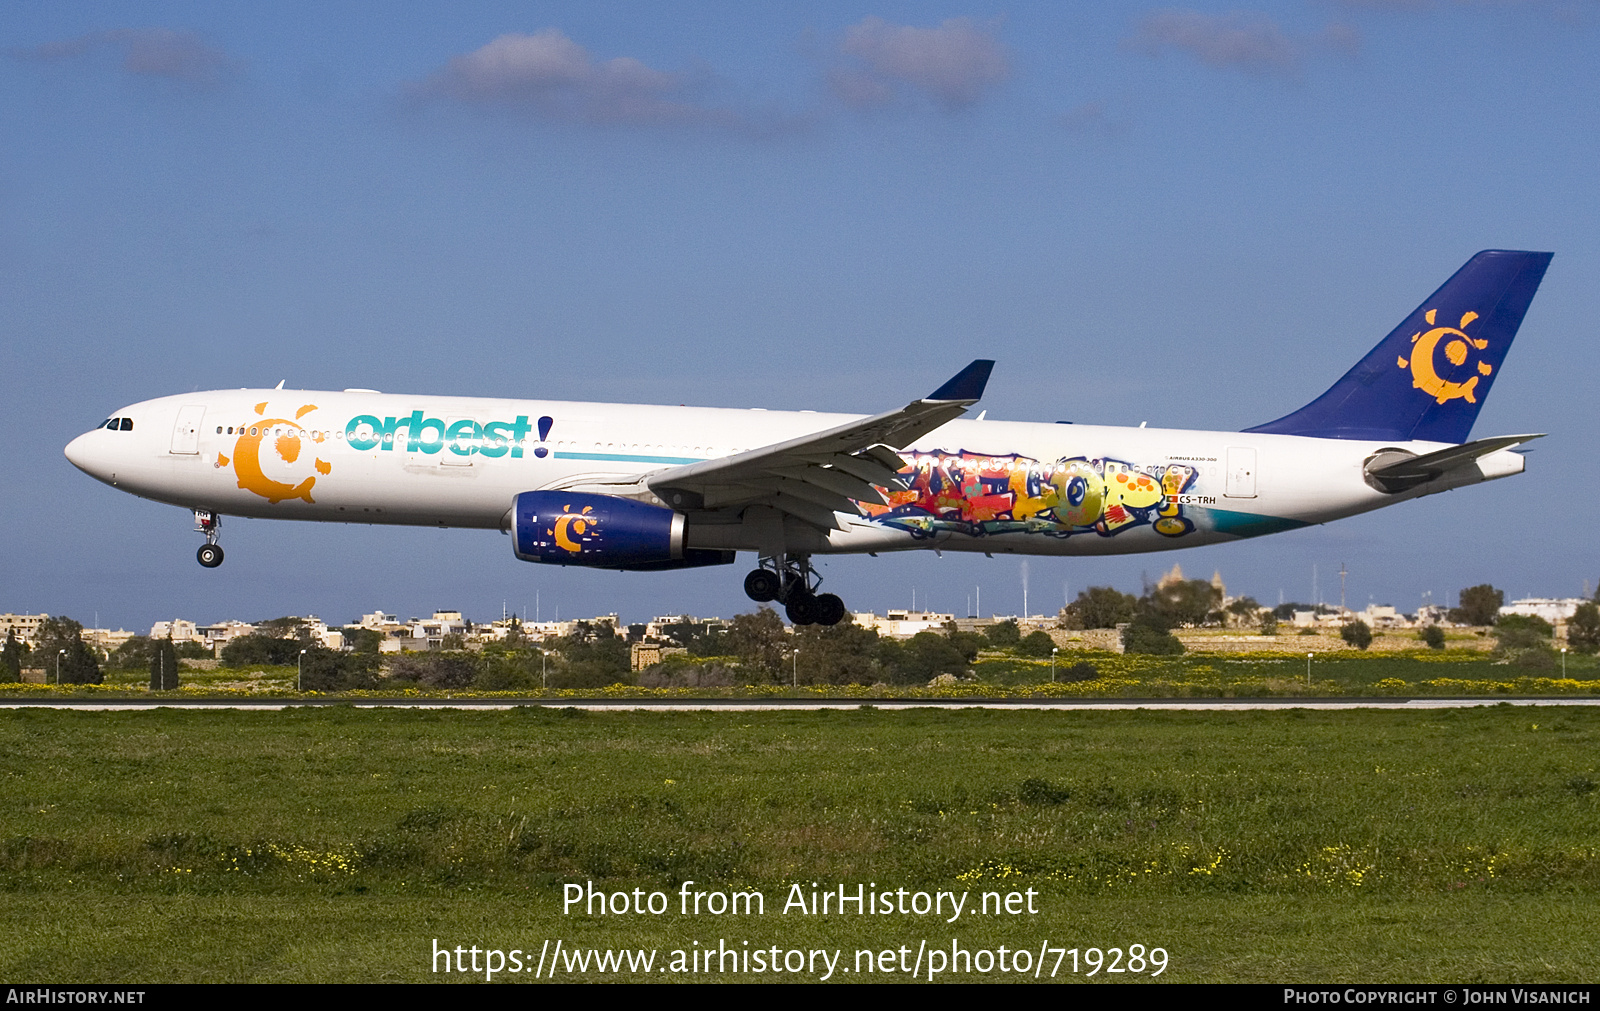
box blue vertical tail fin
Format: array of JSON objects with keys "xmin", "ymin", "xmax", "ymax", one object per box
[{"xmin": 1245, "ymin": 250, "xmax": 1552, "ymax": 443}]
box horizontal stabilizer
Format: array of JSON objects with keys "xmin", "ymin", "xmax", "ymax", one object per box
[{"xmin": 1364, "ymin": 434, "xmax": 1542, "ymax": 492}]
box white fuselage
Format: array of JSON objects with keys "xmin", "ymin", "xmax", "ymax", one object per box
[{"xmin": 64, "ymin": 388, "xmax": 1525, "ymax": 560}]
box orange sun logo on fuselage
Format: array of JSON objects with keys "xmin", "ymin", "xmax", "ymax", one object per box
[
  {"xmin": 221, "ymin": 402, "xmax": 332, "ymax": 504},
  {"xmin": 1396, "ymin": 308, "xmax": 1492, "ymax": 405}
]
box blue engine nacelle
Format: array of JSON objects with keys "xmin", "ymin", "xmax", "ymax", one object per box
[{"xmin": 511, "ymin": 491, "xmax": 734, "ymax": 571}]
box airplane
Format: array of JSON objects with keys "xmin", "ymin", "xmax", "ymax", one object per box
[{"xmin": 64, "ymin": 249, "xmax": 1551, "ymax": 627}]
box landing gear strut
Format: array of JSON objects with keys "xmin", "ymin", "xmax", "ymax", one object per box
[
  {"xmin": 743, "ymin": 554, "xmax": 846, "ymax": 626},
  {"xmin": 194, "ymin": 509, "xmax": 224, "ymax": 568}
]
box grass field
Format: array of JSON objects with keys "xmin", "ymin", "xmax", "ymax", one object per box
[{"xmin": 2, "ymin": 705, "xmax": 1598, "ymax": 982}]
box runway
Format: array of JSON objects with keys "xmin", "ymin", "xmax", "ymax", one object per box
[{"xmin": 3, "ymin": 696, "xmax": 1598, "ymax": 711}]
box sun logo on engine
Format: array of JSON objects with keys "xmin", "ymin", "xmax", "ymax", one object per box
[
  {"xmin": 1396, "ymin": 308, "xmax": 1492, "ymax": 405},
  {"xmin": 553, "ymin": 505, "xmax": 596, "ymax": 553}
]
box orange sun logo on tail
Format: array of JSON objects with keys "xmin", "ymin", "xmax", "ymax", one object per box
[
  {"xmin": 1396, "ymin": 309, "xmax": 1492, "ymax": 405},
  {"xmin": 231, "ymin": 402, "xmax": 331, "ymax": 504}
]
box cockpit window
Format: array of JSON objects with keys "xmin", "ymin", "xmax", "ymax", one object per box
[
  {"xmin": 119, "ymin": 418, "xmax": 133, "ymax": 431},
  {"xmin": 101, "ymin": 419, "xmax": 116, "ymax": 429}
]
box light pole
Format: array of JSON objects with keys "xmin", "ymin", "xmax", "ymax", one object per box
[
  {"xmin": 298, "ymin": 648, "xmax": 307, "ymax": 691},
  {"xmin": 1051, "ymin": 646, "xmax": 1059, "ymax": 683},
  {"xmin": 57, "ymin": 648, "xmax": 66, "ymax": 685},
  {"xmin": 1562, "ymin": 647, "xmax": 1568, "ymax": 677},
  {"xmin": 792, "ymin": 648, "xmax": 799, "ymax": 688},
  {"xmin": 1306, "ymin": 652, "xmax": 1313, "ymax": 686},
  {"xmin": 541, "ymin": 647, "xmax": 547, "ymax": 689}
]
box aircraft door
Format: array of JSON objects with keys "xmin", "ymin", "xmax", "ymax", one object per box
[
  {"xmin": 170, "ymin": 405, "xmax": 206, "ymax": 455},
  {"xmin": 1225, "ymin": 446, "xmax": 1257, "ymax": 498}
]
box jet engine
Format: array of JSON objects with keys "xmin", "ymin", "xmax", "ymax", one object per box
[{"xmin": 511, "ymin": 491, "xmax": 733, "ymax": 571}]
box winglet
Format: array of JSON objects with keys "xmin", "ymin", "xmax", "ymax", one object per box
[{"xmin": 927, "ymin": 360, "xmax": 995, "ymax": 402}]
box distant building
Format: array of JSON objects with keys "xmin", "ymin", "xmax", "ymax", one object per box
[
  {"xmin": 1417, "ymin": 604, "xmax": 1450, "ymax": 626},
  {"xmin": 631, "ymin": 643, "xmax": 688, "ymax": 671},
  {"xmin": 198, "ymin": 620, "xmax": 257, "ymax": 652},
  {"xmin": 150, "ymin": 619, "xmax": 202, "ymax": 643},
  {"xmin": 1358, "ymin": 605, "xmax": 1407, "ymax": 629},
  {"xmin": 81, "ymin": 627, "xmax": 137, "ymax": 653},
  {"xmin": 854, "ymin": 610, "xmax": 955, "ymax": 638},
  {"xmin": 1500, "ymin": 598, "xmax": 1588, "ymax": 624},
  {"xmin": 400, "ymin": 611, "xmax": 472, "ymax": 649},
  {"xmin": 0, "ymin": 613, "xmax": 49, "ymax": 646}
]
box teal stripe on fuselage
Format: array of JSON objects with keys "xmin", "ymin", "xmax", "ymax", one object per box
[
  {"xmin": 1202, "ymin": 507, "xmax": 1309, "ymax": 538},
  {"xmin": 553, "ymin": 451, "xmax": 705, "ymax": 465}
]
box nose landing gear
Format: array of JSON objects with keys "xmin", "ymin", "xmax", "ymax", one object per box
[
  {"xmin": 194, "ymin": 510, "xmax": 224, "ymax": 568},
  {"xmin": 742, "ymin": 554, "xmax": 846, "ymax": 626}
]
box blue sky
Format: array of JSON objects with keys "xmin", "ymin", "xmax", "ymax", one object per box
[{"xmin": 4, "ymin": 2, "xmax": 1596, "ymax": 631}]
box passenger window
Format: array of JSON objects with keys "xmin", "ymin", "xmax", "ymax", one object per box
[{"xmin": 120, "ymin": 418, "xmax": 133, "ymax": 431}]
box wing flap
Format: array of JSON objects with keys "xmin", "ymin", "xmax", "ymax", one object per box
[{"xmin": 771, "ymin": 464, "xmax": 888, "ymax": 505}]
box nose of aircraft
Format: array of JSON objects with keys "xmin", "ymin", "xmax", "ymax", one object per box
[{"xmin": 64, "ymin": 431, "xmax": 110, "ymax": 481}]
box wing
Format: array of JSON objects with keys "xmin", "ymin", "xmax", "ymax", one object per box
[{"xmin": 647, "ymin": 360, "xmax": 994, "ymax": 530}]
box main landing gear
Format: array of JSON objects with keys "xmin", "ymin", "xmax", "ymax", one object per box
[
  {"xmin": 194, "ymin": 509, "xmax": 224, "ymax": 568},
  {"xmin": 743, "ymin": 554, "xmax": 846, "ymax": 627}
]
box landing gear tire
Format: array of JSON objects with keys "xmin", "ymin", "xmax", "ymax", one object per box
[
  {"xmin": 197, "ymin": 544, "xmax": 224, "ymax": 568},
  {"xmin": 744, "ymin": 569, "xmax": 780, "ymax": 602},
  {"xmin": 785, "ymin": 592, "xmax": 819, "ymax": 626},
  {"xmin": 814, "ymin": 593, "xmax": 846, "ymax": 627}
]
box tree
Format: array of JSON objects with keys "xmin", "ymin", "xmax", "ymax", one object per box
[
  {"xmin": 0, "ymin": 628, "xmax": 22, "ymax": 683},
  {"xmin": 149, "ymin": 634, "xmax": 179, "ymax": 690},
  {"xmin": 501, "ymin": 618, "xmax": 528, "ymax": 650},
  {"xmin": 1568, "ymin": 603, "xmax": 1600, "ymax": 655},
  {"xmin": 33, "ymin": 617, "xmax": 102, "ymax": 684},
  {"xmin": 793, "ymin": 617, "xmax": 883, "ymax": 685},
  {"xmin": 348, "ymin": 628, "xmax": 385, "ymax": 654},
  {"xmin": 1225, "ymin": 597, "xmax": 1262, "ymax": 629},
  {"xmin": 1122, "ymin": 622, "xmax": 1185, "ymax": 655},
  {"xmin": 112, "ymin": 635, "xmax": 154, "ymax": 669},
  {"xmin": 548, "ymin": 620, "xmax": 631, "ymax": 688},
  {"xmin": 1258, "ymin": 612, "xmax": 1279, "ymax": 636},
  {"xmin": 220, "ymin": 634, "xmax": 303, "ymax": 667},
  {"xmin": 1419, "ymin": 624, "xmax": 1446, "ymax": 650},
  {"xmin": 1492, "ymin": 614, "xmax": 1553, "ymax": 652},
  {"xmin": 725, "ymin": 608, "xmax": 788, "ymax": 680},
  {"xmin": 657, "ymin": 618, "xmax": 727, "ymax": 656},
  {"xmin": 1069, "ymin": 587, "xmax": 1138, "ymax": 629},
  {"xmin": 893, "ymin": 631, "xmax": 970, "ymax": 683},
  {"xmin": 1140, "ymin": 579, "xmax": 1222, "ymax": 628},
  {"xmin": 475, "ymin": 647, "xmax": 542, "ymax": 690},
  {"xmin": 985, "ymin": 620, "xmax": 1021, "ymax": 647},
  {"xmin": 1340, "ymin": 620, "xmax": 1373, "ymax": 651},
  {"xmin": 1448, "ymin": 584, "xmax": 1503, "ymax": 626},
  {"xmin": 254, "ymin": 616, "xmax": 311, "ymax": 641},
  {"xmin": 1119, "ymin": 606, "xmax": 1185, "ymax": 654},
  {"xmin": 1017, "ymin": 630, "xmax": 1057, "ymax": 658},
  {"xmin": 298, "ymin": 647, "xmax": 379, "ymax": 691}
]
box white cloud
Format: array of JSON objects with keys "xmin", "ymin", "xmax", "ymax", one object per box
[
  {"xmin": 15, "ymin": 28, "xmax": 232, "ymax": 87},
  {"xmin": 832, "ymin": 17, "xmax": 1010, "ymax": 109},
  {"xmin": 413, "ymin": 29, "xmax": 753, "ymax": 130},
  {"xmin": 1126, "ymin": 9, "xmax": 1360, "ymax": 81}
]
